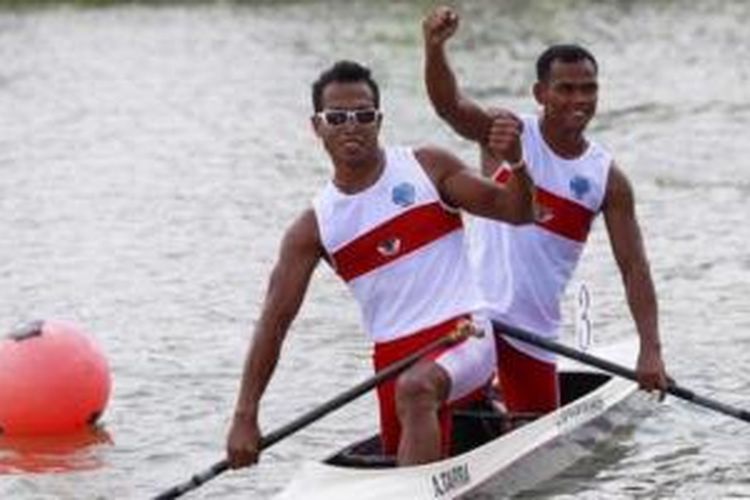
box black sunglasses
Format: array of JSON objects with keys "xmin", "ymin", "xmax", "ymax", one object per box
[{"xmin": 317, "ymin": 108, "xmax": 381, "ymax": 126}]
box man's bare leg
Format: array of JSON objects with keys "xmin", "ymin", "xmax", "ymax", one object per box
[{"xmin": 394, "ymin": 361, "xmax": 451, "ymax": 465}]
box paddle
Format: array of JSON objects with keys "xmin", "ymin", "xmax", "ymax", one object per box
[
  {"xmin": 152, "ymin": 322, "xmax": 478, "ymax": 500},
  {"xmin": 493, "ymin": 320, "xmax": 750, "ymax": 424}
]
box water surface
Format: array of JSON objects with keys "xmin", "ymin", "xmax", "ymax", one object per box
[{"xmin": 1, "ymin": 1, "xmax": 749, "ymax": 498}]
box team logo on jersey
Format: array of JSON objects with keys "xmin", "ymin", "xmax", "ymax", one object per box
[
  {"xmin": 392, "ymin": 182, "xmax": 416, "ymax": 207},
  {"xmin": 377, "ymin": 237, "xmax": 401, "ymax": 257},
  {"xmin": 570, "ymin": 175, "xmax": 591, "ymax": 200}
]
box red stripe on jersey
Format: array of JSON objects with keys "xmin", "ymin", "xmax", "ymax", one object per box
[
  {"xmin": 535, "ymin": 187, "xmax": 595, "ymax": 242},
  {"xmin": 492, "ymin": 170, "xmax": 595, "ymax": 243},
  {"xmin": 332, "ymin": 202, "xmax": 462, "ymax": 282}
]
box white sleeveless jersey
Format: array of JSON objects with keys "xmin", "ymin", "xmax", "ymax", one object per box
[
  {"xmin": 469, "ymin": 114, "xmax": 612, "ymax": 361},
  {"xmin": 313, "ymin": 146, "xmax": 480, "ymax": 343}
]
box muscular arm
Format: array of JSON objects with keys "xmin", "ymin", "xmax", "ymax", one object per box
[
  {"xmin": 227, "ymin": 209, "xmax": 323, "ymax": 465},
  {"xmin": 423, "ymin": 9, "xmax": 493, "ymax": 144},
  {"xmin": 603, "ymin": 164, "xmax": 668, "ymax": 390},
  {"xmin": 415, "ymin": 145, "xmax": 534, "ymax": 225}
]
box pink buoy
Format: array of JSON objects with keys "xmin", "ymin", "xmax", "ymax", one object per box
[{"xmin": 0, "ymin": 320, "xmax": 111, "ymax": 437}]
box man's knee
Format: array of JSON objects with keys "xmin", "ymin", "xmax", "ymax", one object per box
[{"xmin": 395, "ymin": 363, "xmax": 450, "ymax": 416}]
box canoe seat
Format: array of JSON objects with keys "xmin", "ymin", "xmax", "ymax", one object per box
[
  {"xmin": 324, "ymin": 435, "xmax": 397, "ymax": 468},
  {"xmin": 451, "ymin": 399, "xmax": 543, "ymax": 456},
  {"xmin": 325, "ymin": 399, "xmax": 548, "ymax": 467}
]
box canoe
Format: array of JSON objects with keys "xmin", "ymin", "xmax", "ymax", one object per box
[{"xmin": 273, "ymin": 337, "xmax": 648, "ymax": 500}]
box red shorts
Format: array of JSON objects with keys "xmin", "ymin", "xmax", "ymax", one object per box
[
  {"xmin": 496, "ymin": 334, "xmax": 559, "ymax": 412},
  {"xmin": 373, "ymin": 316, "xmax": 487, "ymax": 456}
]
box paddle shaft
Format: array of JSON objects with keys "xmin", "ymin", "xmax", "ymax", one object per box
[
  {"xmin": 493, "ymin": 321, "xmax": 750, "ymax": 423},
  {"xmin": 152, "ymin": 326, "xmax": 473, "ymax": 500}
]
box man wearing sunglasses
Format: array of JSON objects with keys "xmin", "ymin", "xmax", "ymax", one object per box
[
  {"xmin": 422, "ymin": 6, "xmax": 669, "ymax": 416},
  {"xmin": 227, "ymin": 60, "xmax": 537, "ymax": 467}
]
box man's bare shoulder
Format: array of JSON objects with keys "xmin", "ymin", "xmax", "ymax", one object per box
[
  {"xmin": 413, "ymin": 144, "xmax": 464, "ymax": 169},
  {"xmin": 280, "ymin": 208, "xmax": 323, "ymax": 257},
  {"xmin": 604, "ymin": 161, "xmax": 635, "ymax": 210}
]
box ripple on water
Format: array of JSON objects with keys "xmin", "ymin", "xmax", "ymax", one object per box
[{"xmin": 2, "ymin": 1, "xmax": 750, "ymax": 499}]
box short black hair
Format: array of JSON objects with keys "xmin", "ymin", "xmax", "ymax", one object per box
[
  {"xmin": 536, "ymin": 44, "xmax": 598, "ymax": 82},
  {"xmin": 311, "ymin": 60, "xmax": 380, "ymax": 112}
]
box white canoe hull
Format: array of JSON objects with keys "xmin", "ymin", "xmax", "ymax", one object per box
[{"xmin": 274, "ymin": 339, "xmax": 646, "ymax": 500}]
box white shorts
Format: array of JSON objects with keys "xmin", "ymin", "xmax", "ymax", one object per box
[{"xmin": 435, "ymin": 314, "xmax": 496, "ymax": 402}]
